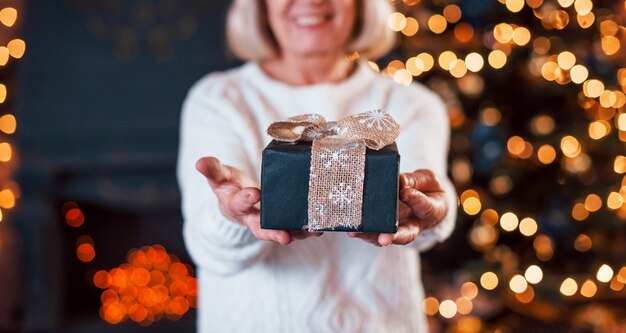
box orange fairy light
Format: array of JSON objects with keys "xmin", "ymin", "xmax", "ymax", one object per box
[
  {"xmin": 96, "ymin": 245, "xmax": 198, "ymax": 326},
  {"xmin": 77, "ymin": 243, "xmax": 96, "ymax": 262}
]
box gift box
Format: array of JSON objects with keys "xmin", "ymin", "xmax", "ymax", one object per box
[{"xmin": 259, "ymin": 111, "xmax": 401, "ymax": 233}]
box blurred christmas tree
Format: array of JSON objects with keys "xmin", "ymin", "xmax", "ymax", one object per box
[{"xmin": 379, "ymin": 0, "xmax": 626, "ymax": 331}]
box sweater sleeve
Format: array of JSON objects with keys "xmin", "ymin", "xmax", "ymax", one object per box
[
  {"xmin": 176, "ymin": 74, "xmax": 273, "ymax": 275},
  {"xmin": 394, "ymin": 86, "xmax": 458, "ymax": 252}
]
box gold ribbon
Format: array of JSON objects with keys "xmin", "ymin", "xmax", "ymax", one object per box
[{"xmin": 267, "ymin": 110, "xmax": 400, "ymax": 231}]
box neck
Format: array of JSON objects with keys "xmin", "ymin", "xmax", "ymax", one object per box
[{"xmin": 260, "ymin": 53, "xmax": 356, "ymax": 86}]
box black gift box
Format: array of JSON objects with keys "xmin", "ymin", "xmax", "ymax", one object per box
[{"xmin": 260, "ymin": 140, "xmax": 400, "ymax": 233}]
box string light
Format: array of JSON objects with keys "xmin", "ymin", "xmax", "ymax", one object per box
[
  {"xmin": 560, "ymin": 278, "xmax": 578, "ymax": 296},
  {"xmin": 597, "ymin": 264, "xmax": 614, "ymax": 283}
]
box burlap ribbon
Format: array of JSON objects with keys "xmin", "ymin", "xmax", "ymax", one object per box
[{"xmin": 267, "ymin": 110, "xmax": 400, "ymax": 231}]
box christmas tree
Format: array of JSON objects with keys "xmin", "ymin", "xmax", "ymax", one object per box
[{"xmin": 381, "ymin": 0, "xmax": 626, "ymax": 331}]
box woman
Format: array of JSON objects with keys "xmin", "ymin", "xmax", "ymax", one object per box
[{"xmin": 177, "ymin": 0, "xmax": 457, "ymax": 331}]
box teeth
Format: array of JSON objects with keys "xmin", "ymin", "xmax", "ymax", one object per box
[{"xmin": 295, "ymin": 15, "xmax": 326, "ymax": 27}]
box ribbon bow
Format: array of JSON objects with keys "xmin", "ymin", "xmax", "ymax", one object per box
[{"xmin": 267, "ymin": 110, "xmax": 400, "ymax": 231}]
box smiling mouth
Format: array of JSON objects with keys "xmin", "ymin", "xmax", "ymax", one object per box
[{"xmin": 293, "ymin": 14, "xmax": 333, "ymax": 27}]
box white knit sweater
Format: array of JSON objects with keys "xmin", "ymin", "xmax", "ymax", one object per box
[{"xmin": 177, "ymin": 61, "xmax": 457, "ymax": 333}]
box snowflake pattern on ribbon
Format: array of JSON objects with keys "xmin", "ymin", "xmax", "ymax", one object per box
[
  {"xmin": 353, "ymin": 109, "xmax": 397, "ymax": 131},
  {"xmin": 327, "ymin": 183, "xmax": 355, "ymax": 209},
  {"xmin": 319, "ymin": 148, "xmax": 350, "ymax": 169}
]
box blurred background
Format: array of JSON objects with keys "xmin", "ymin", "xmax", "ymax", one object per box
[{"xmin": 1, "ymin": 0, "xmax": 625, "ymax": 332}]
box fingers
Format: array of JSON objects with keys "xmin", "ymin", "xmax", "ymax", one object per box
[
  {"xmin": 241, "ymin": 214, "xmax": 292, "ymax": 245},
  {"xmin": 400, "ymin": 188, "xmax": 435, "ymax": 220},
  {"xmin": 380, "ymin": 223, "xmax": 421, "ymax": 246},
  {"xmin": 348, "ymin": 232, "xmax": 383, "ymax": 247},
  {"xmin": 196, "ymin": 157, "xmax": 231, "ymax": 186},
  {"xmin": 229, "ymin": 187, "xmax": 261, "ymax": 216},
  {"xmin": 400, "ymin": 169, "xmax": 443, "ymax": 192}
]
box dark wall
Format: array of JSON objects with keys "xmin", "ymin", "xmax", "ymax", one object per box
[{"xmin": 15, "ymin": 1, "xmax": 235, "ymax": 331}]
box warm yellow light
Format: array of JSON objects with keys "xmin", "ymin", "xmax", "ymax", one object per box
[
  {"xmin": 422, "ymin": 297, "xmax": 440, "ymax": 316},
  {"xmin": 460, "ymin": 189, "xmax": 479, "ymax": 203},
  {"xmin": 614, "ymin": 155, "xmax": 626, "ymax": 173},
  {"xmin": 541, "ymin": 61, "xmax": 559, "ymax": 81},
  {"xmin": 506, "ymin": 0, "xmax": 525, "ymax": 12},
  {"xmin": 580, "ymin": 280, "xmax": 597, "ymax": 297},
  {"xmin": 393, "ymin": 69, "xmax": 413, "ymax": 86},
  {"xmin": 401, "ymin": 17, "xmax": 419, "ymax": 36},
  {"xmin": 443, "ymin": 4, "xmax": 462, "ymax": 23},
  {"xmin": 557, "ymin": 0, "xmax": 575, "ymax": 7},
  {"xmin": 619, "ymin": 114, "xmax": 626, "ymax": 131},
  {"xmin": 481, "ymin": 209, "xmax": 499, "ymax": 225},
  {"xmin": 428, "ymin": 14, "xmax": 447, "ymax": 34},
  {"xmin": 0, "ymin": 189, "xmax": 15, "ymax": 209},
  {"xmin": 526, "ymin": 0, "xmax": 543, "ymax": 8},
  {"xmin": 0, "ymin": 8, "xmax": 17, "ymax": 27},
  {"xmin": 584, "ymin": 194, "xmax": 602, "ymax": 212},
  {"xmin": 599, "ymin": 90, "xmax": 617, "ymax": 108},
  {"xmin": 574, "ymin": 234, "xmax": 592, "ymax": 251},
  {"xmin": 367, "ymin": 62, "xmax": 380, "ymax": 73},
  {"xmin": 583, "ymin": 79, "xmax": 605, "ymax": 98},
  {"xmin": 461, "ymin": 282, "xmax": 479, "ymax": 299},
  {"xmin": 560, "ymin": 278, "xmax": 578, "ymax": 296},
  {"xmin": 533, "ymin": 37, "xmax": 551, "ymax": 54},
  {"xmin": 0, "ymin": 142, "xmax": 11, "ymax": 162},
  {"xmin": 512, "ymin": 27, "xmax": 531, "ymax": 46},
  {"xmin": 570, "ymin": 64, "xmax": 589, "ymax": 84},
  {"xmin": 507, "ymin": 136, "xmax": 525, "ymax": 155},
  {"xmin": 465, "ymin": 53, "xmax": 484, "ymax": 73},
  {"xmin": 534, "ymin": 234, "xmax": 554, "ymax": 261},
  {"xmin": 405, "ymin": 57, "xmax": 422, "ymax": 76},
  {"xmin": 481, "ymin": 107, "xmax": 501, "ymax": 126},
  {"xmin": 572, "ymin": 202, "xmax": 589, "ymax": 221},
  {"xmin": 519, "ymin": 217, "xmax": 538, "ymax": 236},
  {"xmin": 480, "ymin": 272, "xmax": 499, "ymax": 290},
  {"xmin": 0, "ymin": 114, "xmax": 16, "ymax": 134},
  {"xmin": 0, "ymin": 84, "xmax": 6, "ymax": 103},
  {"xmin": 597, "ymin": 264, "xmax": 614, "ymax": 283},
  {"xmin": 493, "ymin": 23, "xmax": 514, "ymax": 43},
  {"xmin": 385, "ymin": 60, "xmax": 405, "ymax": 76},
  {"xmin": 610, "ymin": 276, "xmax": 625, "ymax": 291},
  {"xmin": 439, "ymin": 299, "xmax": 457, "ymax": 319},
  {"xmin": 509, "ymin": 274, "xmax": 528, "ymax": 293},
  {"xmin": 488, "ymin": 50, "xmax": 507, "ymax": 69},
  {"xmin": 600, "ymin": 20, "xmax": 619, "ymax": 36},
  {"xmin": 560, "ymin": 136, "xmax": 581, "ymax": 158},
  {"xmin": 449, "ymin": 59, "xmax": 468, "ymax": 78},
  {"xmin": 7, "ymin": 39, "xmax": 25, "ymax": 59},
  {"xmin": 607, "ymin": 192, "xmax": 624, "ymax": 210},
  {"xmin": 416, "ymin": 53, "xmax": 434, "ymax": 71},
  {"xmin": 0, "ymin": 47, "xmax": 8, "ymax": 66},
  {"xmin": 463, "ymin": 196, "xmax": 482, "ymax": 215},
  {"xmin": 557, "ymin": 51, "xmax": 576, "ymax": 70},
  {"xmin": 531, "ymin": 115, "xmax": 555, "ymax": 135},
  {"xmin": 454, "ymin": 22, "xmax": 474, "ymax": 42},
  {"xmin": 500, "ymin": 212, "xmax": 519, "ymax": 232},
  {"xmin": 588, "ymin": 120, "xmax": 610, "ymax": 140},
  {"xmin": 387, "ymin": 12, "xmax": 407, "ymax": 31},
  {"xmin": 574, "ymin": 0, "xmax": 593, "ymax": 15},
  {"xmin": 537, "ymin": 145, "xmax": 556, "ymax": 164},
  {"xmin": 577, "ymin": 12, "xmax": 595, "ymax": 28},
  {"xmin": 455, "ymin": 297, "xmax": 473, "ymax": 315},
  {"xmin": 515, "ymin": 285, "xmax": 535, "ymax": 303},
  {"xmin": 524, "ymin": 265, "xmax": 543, "ymax": 284},
  {"xmin": 438, "ymin": 51, "xmax": 457, "ymax": 70}
]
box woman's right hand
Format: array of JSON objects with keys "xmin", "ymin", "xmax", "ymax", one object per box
[{"xmin": 196, "ymin": 157, "xmax": 322, "ymax": 245}]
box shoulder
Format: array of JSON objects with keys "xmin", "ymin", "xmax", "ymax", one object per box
[{"xmin": 185, "ymin": 64, "xmax": 250, "ymax": 104}]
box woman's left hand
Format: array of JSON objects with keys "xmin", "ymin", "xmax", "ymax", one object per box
[{"xmin": 348, "ymin": 169, "xmax": 448, "ymax": 247}]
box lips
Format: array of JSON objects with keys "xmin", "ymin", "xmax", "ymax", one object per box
[{"xmin": 292, "ymin": 14, "xmax": 333, "ymax": 27}]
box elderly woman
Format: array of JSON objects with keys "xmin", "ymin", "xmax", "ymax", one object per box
[{"xmin": 177, "ymin": 0, "xmax": 457, "ymax": 332}]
